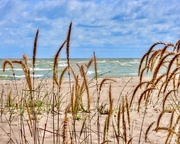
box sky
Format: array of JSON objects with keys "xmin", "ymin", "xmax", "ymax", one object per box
[{"xmin": 0, "ymin": 0, "xmax": 179, "ymax": 58}]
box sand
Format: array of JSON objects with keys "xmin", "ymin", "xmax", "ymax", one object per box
[{"xmin": 0, "ymin": 77, "xmax": 178, "ymax": 143}]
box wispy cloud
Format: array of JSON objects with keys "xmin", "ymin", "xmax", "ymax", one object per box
[{"xmin": 0, "ymin": 0, "xmax": 179, "ymax": 58}]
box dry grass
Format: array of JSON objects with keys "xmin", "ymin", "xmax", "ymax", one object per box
[
  {"xmin": 131, "ymin": 39, "xmax": 180, "ymax": 144},
  {"xmin": 0, "ymin": 22, "xmax": 180, "ymax": 144}
]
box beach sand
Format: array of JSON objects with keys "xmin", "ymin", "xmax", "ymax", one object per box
[{"xmin": 0, "ymin": 77, "xmax": 177, "ymax": 143}]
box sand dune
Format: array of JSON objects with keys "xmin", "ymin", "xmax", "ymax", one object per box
[{"xmin": 0, "ymin": 77, "xmax": 178, "ymax": 143}]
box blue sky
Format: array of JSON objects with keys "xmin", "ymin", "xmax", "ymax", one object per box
[{"xmin": 0, "ymin": 0, "xmax": 179, "ymax": 58}]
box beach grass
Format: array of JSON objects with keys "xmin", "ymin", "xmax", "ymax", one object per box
[{"xmin": 0, "ymin": 22, "xmax": 180, "ymax": 144}]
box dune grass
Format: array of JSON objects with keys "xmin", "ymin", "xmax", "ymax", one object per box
[
  {"xmin": 0, "ymin": 22, "xmax": 180, "ymax": 144},
  {"xmin": 130, "ymin": 40, "xmax": 180, "ymax": 144}
]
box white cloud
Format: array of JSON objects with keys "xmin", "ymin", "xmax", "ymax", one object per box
[{"xmin": 0, "ymin": 0, "xmax": 179, "ymax": 58}]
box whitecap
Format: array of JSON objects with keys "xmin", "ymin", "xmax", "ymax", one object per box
[
  {"xmin": 58, "ymin": 63, "xmax": 68, "ymax": 67},
  {"xmin": 97, "ymin": 60, "xmax": 106, "ymax": 63},
  {"xmin": 33, "ymin": 68, "xmax": 52, "ymax": 71}
]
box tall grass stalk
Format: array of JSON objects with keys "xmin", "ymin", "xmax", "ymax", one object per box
[{"xmin": 131, "ymin": 39, "xmax": 180, "ymax": 143}]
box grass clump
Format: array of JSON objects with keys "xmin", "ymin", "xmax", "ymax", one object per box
[{"xmin": 130, "ymin": 39, "xmax": 180, "ymax": 144}]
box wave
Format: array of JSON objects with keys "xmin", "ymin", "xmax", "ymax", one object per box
[
  {"xmin": 111, "ymin": 60, "xmax": 119, "ymax": 63},
  {"xmin": 107, "ymin": 61, "xmax": 132, "ymax": 66},
  {"xmin": 58, "ymin": 60, "xmax": 67, "ymax": 63},
  {"xmin": 0, "ymin": 74, "xmax": 44, "ymax": 79},
  {"xmin": 0, "ymin": 68, "xmax": 23, "ymax": 71},
  {"xmin": 76, "ymin": 61, "xmax": 90, "ymax": 64},
  {"xmin": 110, "ymin": 60, "xmax": 139, "ymax": 66},
  {"xmin": 87, "ymin": 70, "xmax": 94, "ymax": 75},
  {"xmin": 87, "ymin": 70, "xmax": 101, "ymax": 75},
  {"xmin": 118, "ymin": 62, "xmax": 132, "ymax": 66},
  {"xmin": 1, "ymin": 68, "xmax": 52, "ymax": 71},
  {"xmin": 30, "ymin": 74, "xmax": 44, "ymax": 78},
  {"xmin": 128, "ymin": 59, "xmax": 140, "ymax": 64},
  {"xmin": 97, "ymin": 60, "xmax": 106, "ymax": 63},
  {"xmin": 58, "ymin": 63, "xmax": 68, "ymax": 67},
  {"xmin": 33, "ymin": 68, "xmax": 52, "ymax": 71}
]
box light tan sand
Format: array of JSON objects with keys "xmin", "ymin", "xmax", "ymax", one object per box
[{"xmin": 0, "ymin": 77, "xmax": 178, "ymax": 143}]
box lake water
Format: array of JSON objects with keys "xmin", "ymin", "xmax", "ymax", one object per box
[{"xmin": 0, "ymin": 58, "xmax": 141, "ymax": 79}]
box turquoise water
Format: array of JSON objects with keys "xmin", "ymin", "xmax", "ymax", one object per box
[{"xmin": 0, "ymin": 58, "xmax": 140, "ymax": 79}]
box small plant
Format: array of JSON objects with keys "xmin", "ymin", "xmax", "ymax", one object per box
[
  {"xmin": 98, "ymin": 103, "xmax": 108, "ymax": 114},
  {"xmin": 74, "ymin": 113, "xmax": 81, "ymax": 120}
]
